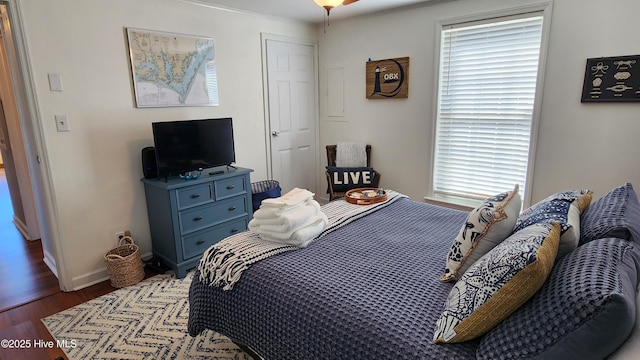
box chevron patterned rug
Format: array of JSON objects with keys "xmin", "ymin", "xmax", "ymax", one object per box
[{"xmin": 42, "ymin": 273, "xmax": 251, "ymax": 360}]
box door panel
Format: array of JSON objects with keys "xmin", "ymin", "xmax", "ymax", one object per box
[{"xmin": 266, "ymin": 40, "xmax": 317, "ymax": 194}]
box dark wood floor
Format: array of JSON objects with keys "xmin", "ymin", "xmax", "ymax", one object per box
[
  {"xmin": 0, "ymin": 235, "xmax": 60, "ymax": 313},
  {"xmin": 0, "ymin": 273, "xmax": 117, "ymax": 360},
  {"xmin": 0, "ymin": 169, "xmax": 155, "ymax": 359},
  {"xmin": 0, "ymin": 233, "xmax": 155, "ymax": 360}
]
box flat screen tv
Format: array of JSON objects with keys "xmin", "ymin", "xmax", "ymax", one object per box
[{"xmin": 152, "ymin": 118, "xmax": 236, "ymax": 178}]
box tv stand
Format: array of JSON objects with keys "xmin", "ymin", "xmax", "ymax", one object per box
[{"xmin": 141, "ymin": 167, "xmax": 254, "ymax": 278}]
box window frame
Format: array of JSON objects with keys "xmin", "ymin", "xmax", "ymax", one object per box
[{"xmin": 427, "ymin": 2, "xmax": 554, "ymax": 209}]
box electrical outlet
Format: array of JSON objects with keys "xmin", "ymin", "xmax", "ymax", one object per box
[{"xmin": 115, "ymin": 231, "xmax": 125, "ymax": 245}]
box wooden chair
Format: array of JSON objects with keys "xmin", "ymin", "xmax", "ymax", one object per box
[{"xmin": 325, "ymin": 144, "xmax": 381, "ymax": 201}]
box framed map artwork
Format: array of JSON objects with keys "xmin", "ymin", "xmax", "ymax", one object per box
[{"xmin": 126, "ymin": 28, "xmax": 219, "ymax": 108}]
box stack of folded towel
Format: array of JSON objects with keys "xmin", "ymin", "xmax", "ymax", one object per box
[{"xmin": 248, "ymin": 187, "xmax": 328, "ymax": 248}]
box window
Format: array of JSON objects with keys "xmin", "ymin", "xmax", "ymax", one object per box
[{"xmin": 432, "ymin": 11, "xmax": 546, "ymax": 203}]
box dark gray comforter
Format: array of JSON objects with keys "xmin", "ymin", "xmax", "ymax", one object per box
[{"xmin": 188, "ymin": 197, "xmax": 479, "ymax": 359}]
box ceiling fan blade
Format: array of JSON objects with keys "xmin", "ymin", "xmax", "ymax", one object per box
[{"xmin": 343, "ymin": 0, "xmax": 359, "ymax": 5}]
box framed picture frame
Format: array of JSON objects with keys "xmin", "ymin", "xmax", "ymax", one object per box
[
  {"xmin": 366, "ymin": 57, "xmax": 409, "ymax": 99},
  {"xmin": 581, "ymin": 55, "xmax": 640, "ymax": 103},
  {"xmin": 126, "ymin": 28, "xmax": 219, "ymax": 108}
]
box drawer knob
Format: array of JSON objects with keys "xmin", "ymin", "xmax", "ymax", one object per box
[
  {"xmin": 190, "ymin": 193, "xmax": 201, "ymax": 199},
  {"xmin": 230, "ymin": 228, "xmax": 239, "ymax": 234},
  {"xmin": 226, "ymin": 185, "xmax": 235, "ymax": 190},
  {"xmin": 228, "ymin": 206, "xmax": 237, "ymax": 211},
  {"xmin": 196, "ymin": 239, "xmax": 205, "ymax": 245},
  {"xmin": 193, "ymin": 216, "xmax": 203, "ymax": 221}
]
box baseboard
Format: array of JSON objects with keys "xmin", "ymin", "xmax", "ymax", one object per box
[
  {"xmin": 42, "ymin": 250, "xmax": 58, "ymax": 278},
  {"xmin": 70, "ymin": 251, "xmax": 154, "ymax": 291},
  {"xmin": 12, "ymin": 216, "xmax": 29, "ymax": 239}
]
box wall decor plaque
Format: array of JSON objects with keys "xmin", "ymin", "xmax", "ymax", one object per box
[
  {"xmin": 366, "ymin": 57, "xmax": 409, "ymax": 99},
  {"xmin": 581, "ymin": 55, "xmax": 640, "ymax": 103}
]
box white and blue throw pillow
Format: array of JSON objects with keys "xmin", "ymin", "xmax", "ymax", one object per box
[
  {"xmin": 514, "ymin": 189, "xmax": 592, "ymax": 258},
  {"xmin": 433, "ymin": 222, "xmax": 560, "ymax": 344},
  {"xmin": 440, "ymin": 184, "xmax": 521, "ymax": 283}
]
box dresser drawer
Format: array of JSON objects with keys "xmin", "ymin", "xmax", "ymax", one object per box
[
  {"xmin": 142, "ymin": 167, "xmax": 253, "ymax": 279},
  {"xmin": 182, "ymin": 218, "xmax": 247, "ymax": 260},
  {"xmin": 176, "ymin": 183, "xmax": 212, "ymax": 209},
  {"xmin": 178, "ymin": 196, "xmax": 248, "ymax": 234},
  {"xmin": 214, "ymin": 176, "xmax": 246, "ymax": 200}
]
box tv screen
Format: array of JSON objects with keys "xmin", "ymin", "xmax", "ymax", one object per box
[{"xmin": 152, "ymin": 118, "xmax": 235, "ymax": 178}]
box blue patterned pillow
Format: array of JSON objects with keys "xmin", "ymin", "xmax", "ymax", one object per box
[
  {"xmin": 580, "ymin": 183, "xmax": 640, "ymax": 245},
  {"xmin": 433, "ymin": 223, "xmax": 560, "ymax": 344},
  {"xmin": 477, "ymin": 237, "xmax": 640, "ymax": 360},
  {"xmin": 440, "ymin": 185, "xmax": 521, "ymax": 283},
  {"xmin": 514, "ymin": 189, "xmax": 592, "ymax": 258},
  {"xmin": 326, "ymin": 166, "xmax": 375, "ymax": 193}
]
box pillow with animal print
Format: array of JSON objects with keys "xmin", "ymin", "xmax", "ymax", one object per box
[{"xmin": 440, "ymin": 184, "xmax": 521, "ymax": 283}]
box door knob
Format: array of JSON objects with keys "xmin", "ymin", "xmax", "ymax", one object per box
[{"xmin": 271, "ymin": 131, "xmax": 280, "ymax": 137}]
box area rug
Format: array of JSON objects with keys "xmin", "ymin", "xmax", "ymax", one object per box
[{"xmin": 42, "ymin": 273, "xmax": 251, "ymax": 360}]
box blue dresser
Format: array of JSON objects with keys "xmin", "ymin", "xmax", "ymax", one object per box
[{"xmin": 142, "ymin": 167, "xmax": 253, "ymax": 278}]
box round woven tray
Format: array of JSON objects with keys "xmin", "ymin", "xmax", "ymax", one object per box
[
  {"xmin": 345, "ymin": 188, "xmax": 387, "ymax": 205},
  {"xmin": 104, "ymin": 236, "xmax": 145, "ymax": 288}
]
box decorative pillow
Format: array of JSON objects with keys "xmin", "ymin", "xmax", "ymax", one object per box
[
  {"xmin": 580, "ymin": 183, "xmax": 640, "ymax": 245},
  {"xmin": 477, "ymin": 237, "xmax": 640, "ymax": 360},
  {"xmin": 433, "ymin": 223, "xmax": 560, "ymax": 344},
  {"xmin": 440, "ymin": 184, "xmax": 521, "ymax": 283},
  {"xmin": 514, "ymin": 189, "xmax": 592, "ymax": 259},
  {"xmin": 326, "ymin": 166, "xmax": 375, "ymax": 193}
]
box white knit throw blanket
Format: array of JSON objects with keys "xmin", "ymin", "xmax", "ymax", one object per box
[
  {"xmin": 335, "ymin": 142, "xmax": 367, "ymax": 167},
  {"xmin": 198, "ymin": 190, "xmax": 408, "ymax": 290}
]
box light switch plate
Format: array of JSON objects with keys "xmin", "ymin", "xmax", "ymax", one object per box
[{"xmin": 48, "ymin": 73, "xmax": 63, "ymax": 91}]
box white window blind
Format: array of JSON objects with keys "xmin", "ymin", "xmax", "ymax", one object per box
[{"xmin": 433, "ymin": 13, "xmax": 544, "ymax": 201}]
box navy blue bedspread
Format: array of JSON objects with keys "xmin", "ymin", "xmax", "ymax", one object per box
[{"xmin": 188, "ymin": 198, "xmax": 479, "ymax": 359}]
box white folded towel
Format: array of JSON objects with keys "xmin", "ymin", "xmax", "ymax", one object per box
[
  {"xmin": 336, "ymin": 142, "xmax": 367, "ymax": 167},
  {"xmin": 261, "ymin": 187, "xmax": 315, "ymax": 209},
  {"xmin": 249, "ymin": 187, "xmax": 327, "ymax": 248},
  {"xmin": 249, "ymin": 200, "xmax": 322, "ymax": 232},
  {"xmin": 258, "ymin": 213, "xmax": 328, "ymax": 248},
  {"xmin": 250, "ymin": 212, "xmax": 322, "ymax": 241},
  {"xmin": 252, "ymin": 199, "xmax": 310, "ymax": 220}
]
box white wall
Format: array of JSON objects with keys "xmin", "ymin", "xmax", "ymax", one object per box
[
  {"xmin": 316, "ymin": 0, "xmax": 640, "ymax": 203},
  {"xmin": 16, "ymin": 0, "xmax": 315, "ymax": 288}
]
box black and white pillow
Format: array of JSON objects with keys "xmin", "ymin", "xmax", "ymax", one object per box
[
  {"xmin": 326, "ymin": 166, "xmax": 375, "ymax": 193},
  {"xmin": 440, "ymin": 185, "xmax": 521, "ymax": 283}
]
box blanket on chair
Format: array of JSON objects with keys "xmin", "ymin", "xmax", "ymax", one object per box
[{"xmin": 336, "ymin": 142, "xmax": 367, "ymax": 167}]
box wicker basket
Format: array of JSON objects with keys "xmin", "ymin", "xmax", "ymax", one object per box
[{"xmin": 104, "ymin": 236, "xmax": 145, "ymax": 288}]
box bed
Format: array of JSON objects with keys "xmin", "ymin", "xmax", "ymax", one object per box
[{"xmin": 188, "ymin": 184, "xmax": 640, "ymax": 359}]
